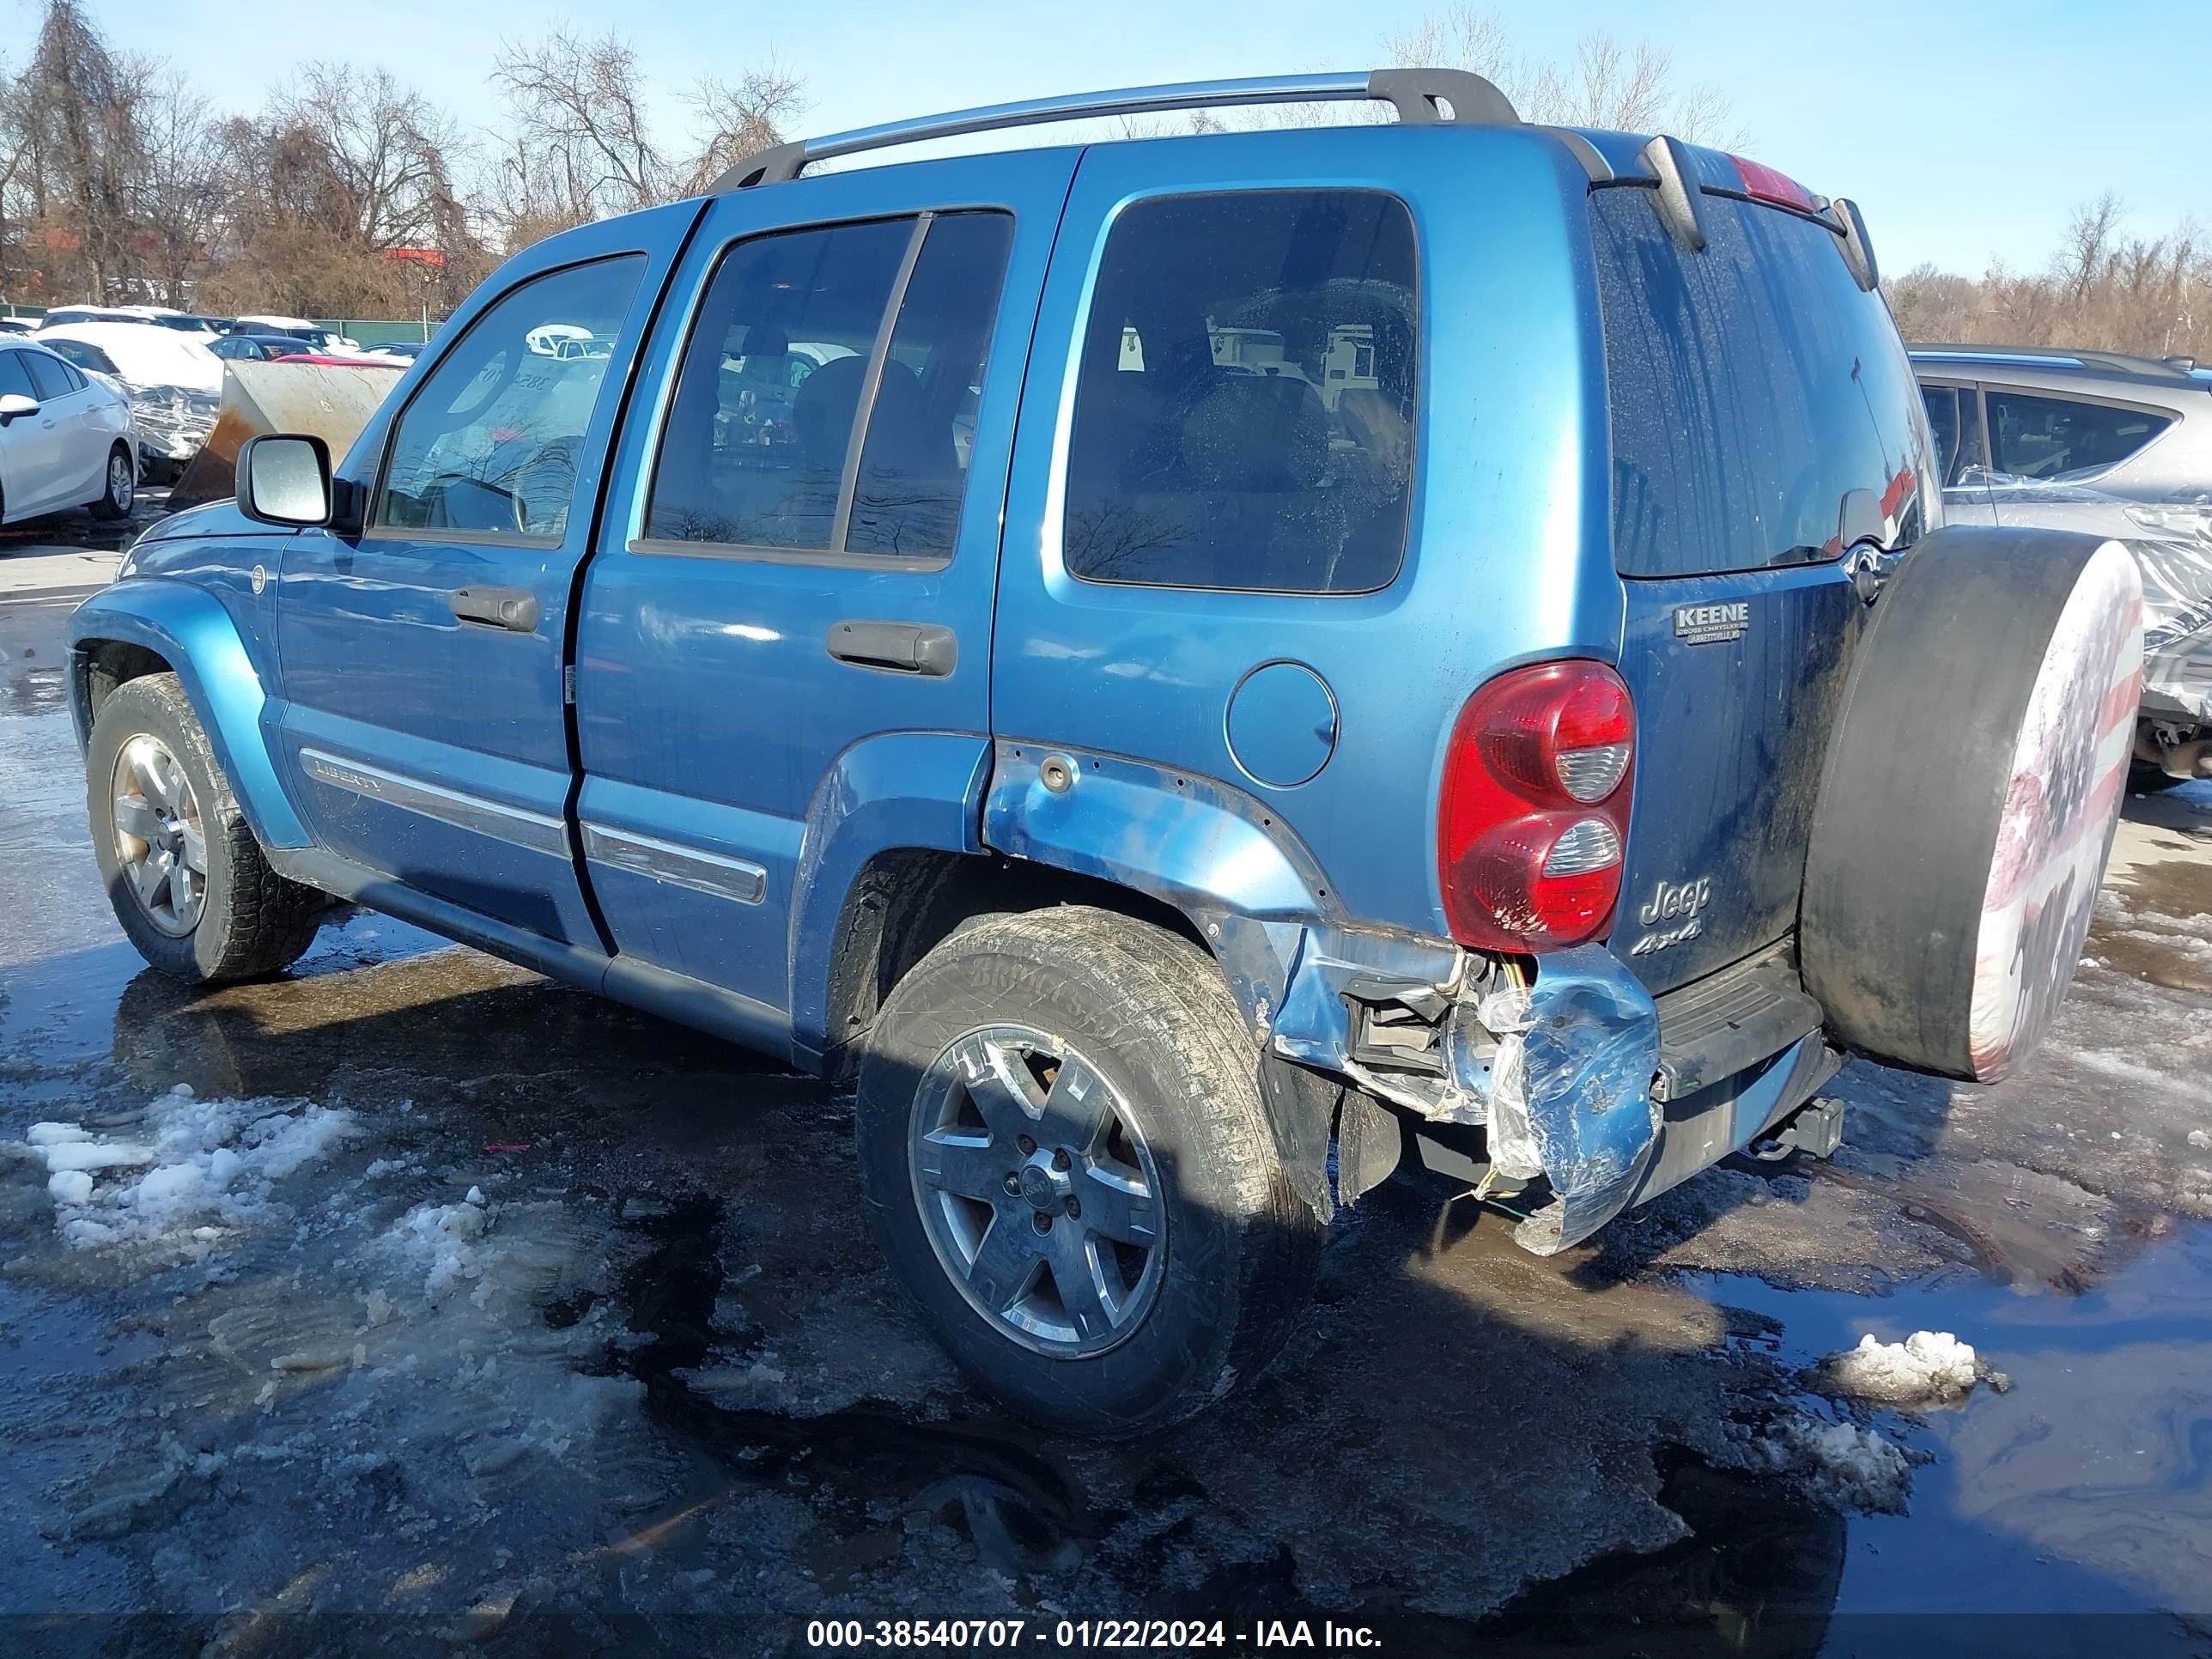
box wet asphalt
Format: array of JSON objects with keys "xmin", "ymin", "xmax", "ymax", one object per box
[{"xmin": 3, "ymin": 537, "xmax": 2211, "ymax": 1657}]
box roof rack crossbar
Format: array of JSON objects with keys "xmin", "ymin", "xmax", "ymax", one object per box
[
  {"xmin": 711, "ymin": 67, "xmax": 1519, "ymax": 192},
  {"xmin": 1911, "ymin": 342, "xmax": 2199, "ymax": 383}
]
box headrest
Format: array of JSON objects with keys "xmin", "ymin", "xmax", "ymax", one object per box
[
  {"xmin": 858, "ymin": 361, "xmax": 951, "ymax": 477},
  {"xmin": 1178, "ymin": 375, "xmax": 1329, "ymax": 491},
  {"xmin": 792, "ymin": 354, "xmax": 869, "ymax": 468}
]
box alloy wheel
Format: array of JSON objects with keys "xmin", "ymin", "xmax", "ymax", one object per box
[
  {"xmin": 111, "ymin": 733, "xmax": 206, "ymax": 936},
  {"xmin": 909, "ymin": 1024, "xmax": 1166, "ymax": 1357}
]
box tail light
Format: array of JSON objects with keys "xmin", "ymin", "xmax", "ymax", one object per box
[{"xmin": 1438, "ymin": 661, "xmax": 1636, "ymax": 952}]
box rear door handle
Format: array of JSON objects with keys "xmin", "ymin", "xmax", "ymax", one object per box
[
  {"xmin": 448, "ymin": 586, "xmax": 539, "ymax": 633},
  {"xmin": 825, "ymin": 620, "xmax": 957, "ymax": 677}
]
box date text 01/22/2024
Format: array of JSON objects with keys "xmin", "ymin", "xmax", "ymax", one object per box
[{"xmin": 805, "ymin": 1619, "xmax": 1384, "ymax": 1649}]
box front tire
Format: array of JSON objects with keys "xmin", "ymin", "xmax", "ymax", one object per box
[
  {"xmin": 87, "ymin": 674, "xmax": 324, "ymax": 983},
  {"xmin": 856, "ymin": 907, "xmax": 1322, "ymax": 1437},
  {"xmin": 88, "ymin": 442, "xmax": 134, "ymax": 521}
]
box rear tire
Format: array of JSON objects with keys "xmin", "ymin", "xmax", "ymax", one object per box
[
  {"xmin": 856, "ymin": 907, "xmax": 1322, "ymax": 1437},
  {"xmin": 87, "ymin": 673, "xmax": 324, "ymax": 984},
  {"xmin": 2129, "ymin": 761, "xmax": 2185, "ymax": 794},
  {"xmin": 88, "ymin": 442, "xmax": 134, "ymax": 521}
]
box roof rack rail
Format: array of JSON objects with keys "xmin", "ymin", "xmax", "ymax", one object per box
[
  {"xmin": 710, "ymin": 68, "xmax": 1519, "ymax": 192},
  {"xmin": 1910, "ymin": 342, "xmax": 2201, "ymax": 383}
]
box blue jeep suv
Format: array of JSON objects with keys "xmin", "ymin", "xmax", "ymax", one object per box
[{"xmin": 70, "ymin": 70, "xmax": 2144, "ymax": 1434}]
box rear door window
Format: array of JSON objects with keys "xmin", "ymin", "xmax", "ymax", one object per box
[
  {"xmin": 1984, "ymin": 388, "xmax": 2172, "ymax": 481},
  {"xmin": 1591, "ymin": 187, "xmax": 1934, "ymax": 576},
  {"xmin": 1919, "ymin": 382, "xmax": 1990, "ymax": 486},
  {"xmin": 23, "ymin": 350, "xmax": 76, "ymax": 400},
  {"xmin": 1061, "ymin": 189, "xmax": 1419, "ymax": 593},
  {"xmin": 645, "ymin": 212, "xmax": 1013, "ymax": 560}
]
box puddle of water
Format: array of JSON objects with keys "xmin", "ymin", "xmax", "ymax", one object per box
[
  {"xmin": 1684, "ymin": 1221, "xmax": 2212, "ymax": 1626},
  {"xmin": 604, "ymin": 1198, "xmax": 1094, "ymax": 1583}
]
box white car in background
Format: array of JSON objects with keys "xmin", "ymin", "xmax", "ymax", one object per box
[
  {"xmin": 35, "ymin": 321, "xmax": 222, "ymax": 481},
  {"xmin": 0, "ymin": 337, "xmax": 138, "ymax": 523}
]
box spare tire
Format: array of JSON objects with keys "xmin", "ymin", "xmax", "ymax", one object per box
[{"xmin": 1801, "ymin": 528, "xmax": 2142, "ymax": 1082}]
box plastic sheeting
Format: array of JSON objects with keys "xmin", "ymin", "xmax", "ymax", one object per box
[
  {"xmin": 1472, "ymin": 947, "xmax": 1662, "ymax": 1256},
  {"xmin": 1972, "ymin": 476, "xmax": 2212, "ymax": 725},
  {"xmin": 127, "ymin": 383, "xmax": 218, "ymax": 465}
]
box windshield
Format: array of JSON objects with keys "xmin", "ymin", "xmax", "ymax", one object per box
[{"xmin": 1590, "ymin": 186, "xmax": 1936, "ymax": 577}]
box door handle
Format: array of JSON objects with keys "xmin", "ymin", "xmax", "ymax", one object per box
[
  {"xmin": 448, "ymin": 586, "xmax": 539, "ymax": 632},
  {"xmin": 825, "ymin": 619, "xmax": 957, "ymax": 677}
]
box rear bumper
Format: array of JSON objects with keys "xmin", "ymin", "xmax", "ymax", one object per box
[
  {"xmin": 1266, "ymin": 917, "xmax": 1838, "ymax": 1252},
  {"xmin": 1452, "ymin": 937, "xmax": 1836, "ymax": 1254}
]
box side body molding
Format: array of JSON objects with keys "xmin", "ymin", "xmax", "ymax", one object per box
[
  {"xmin": 66, "ymin": 577, "xmax": 310, "ymax": 848},
  {"xmin": 786, "ymin": 732, "xmax": 997, "ymax": 1069}
]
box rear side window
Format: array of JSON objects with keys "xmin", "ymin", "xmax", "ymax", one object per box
[
  {"xmin": 23, "ymin": 349, "xmax": 76, "ymax": 399},
  {"xmin": 1920, "ymin": 383, "xmax": 1988, "ymax": 486},
  {"xmin": 1984, "ymin": 388, "xmax": 2172, "ymax": 481},
  {"xmin": 646, "ymin": 211, "xmax": 1012, "ymax": 560},
  {"xmin": 1062, "ymin": 190, "xmax": 1418, "ymax": 593},
  {"xmin": 374, "ymin": 255, "xmax": 645, "ymax": 542},
  {"xmin": 1592, "ymin": 188, "xmax": 1935, "ymax": 577}
]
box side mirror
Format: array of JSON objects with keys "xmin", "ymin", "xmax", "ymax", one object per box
[
  {"xmin": 0, "ymin": 392, "xmax": 40, "ymax": 425},
  {"xmin": 238, "ymin": 433, "xmax": 335, "ymax": 527}
]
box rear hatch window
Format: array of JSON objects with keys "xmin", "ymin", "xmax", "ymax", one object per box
[
  {"xmin": 1592, "ymin": 185, "xmax": 1932, "ymax": 577},
  {"xmin": 1590, "ymin": 185, "xmax": 1938, "ymax": 994}
]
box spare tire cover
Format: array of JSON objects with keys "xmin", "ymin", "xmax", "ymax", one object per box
[{"xmin": 1801, "ymin": 528, "xmax": 2142, "ymax": 1082}]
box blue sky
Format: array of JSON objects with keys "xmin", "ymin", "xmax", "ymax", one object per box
[{"xmin": 33, "ymin": 0, "xmax": 2212, "ymax": 274}]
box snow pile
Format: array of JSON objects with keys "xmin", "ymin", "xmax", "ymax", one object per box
[
  {"xmin": 27, "ymin": 1087, "xmax": 358, "ymax": 1250},
  {"xmin": 388, "ymin": 1196, "xmax": 492, "ymax": 1303},
  {"xmin": 1757, "ymin": 1415, "xmax": 1914, "ymax": 1514},
  {"xmin": 1820, "ymin": 1329, "xmax": 1994, "ymax": 1405}
]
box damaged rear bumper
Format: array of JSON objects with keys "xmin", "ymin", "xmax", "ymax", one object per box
[{"xmin": 1271, "ymin": 930, "xmax": 1838, "ymax": 1255}]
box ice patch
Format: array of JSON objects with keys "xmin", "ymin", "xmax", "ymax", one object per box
[
  {"xmin": 388, "ymin": 1199, "xmax": 491, "ymax": 1303},
  {"xmin": 1758, "ymin": 1415, "xmax": 1914, "ymax": 1513},
  {"xmin": 1820, "ymin": 1329, "xmax": 1990, "ymax": 1404},
  {"xmin": 26, "ymin": 1089, "xmax": 359, "ymax": 1252},
  {"xmin": 39, "ymin": 1139, "xmax": 157, "ymax": 1172}
]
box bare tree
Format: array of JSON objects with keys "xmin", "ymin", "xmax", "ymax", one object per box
[
  {"xmin": 490, "ymin": 28, "xmax": 664, "ymax": 232},
  {"xmin": 1382, "ymin": 5, "xmax": 1747, "ymax": 147},
  {"xmin": 489, "ymin": 28, "xmax": 807, "ymax": 246},
  {"xmin": 680, "ymin": 64, "xmax": 809, "ymax": 196},
  {"xmin": 1886, "ymin": 198, "xmax": 2211, "ymax": 362},
  {"xmin": 130, "ymin": 72, "xmax": 227, "ymax": 305},
  {"xmin": 201, "ymin": 64, "xmax": 479, "ymax": 318},
  {"xmin": 15, "ymin": 0, "xmax": 147, "ymax": 301}
]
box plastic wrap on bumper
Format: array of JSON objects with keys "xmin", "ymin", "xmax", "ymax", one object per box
[
  {"xmin": 1978, "ymin": 478, "xmax": 2212, "ymax": 723},
  {"xmin": 129, "ymin": 384, "xmax": 217, "ymax": 463},
  {"xmin": 1467, "ymin": 945, "xmax": 1662, "ymax": 1256}
]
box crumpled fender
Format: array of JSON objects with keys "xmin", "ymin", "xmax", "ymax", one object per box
[
  {"xmin": 983, "ymin": 741, "xmax": 1335, "ymax": 1031},
  {"xmin": 1459, "ymin": 945, "xmax": 1662, "ymax": 1255},
  {"xmin": 66, "ymin": 578, "xmax": 309, "ymax": 848}
]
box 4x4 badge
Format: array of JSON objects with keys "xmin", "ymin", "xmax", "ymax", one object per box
[{"xmin": 1674, "ymin": 602, "xmax": 1747, "ymax": 645}]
